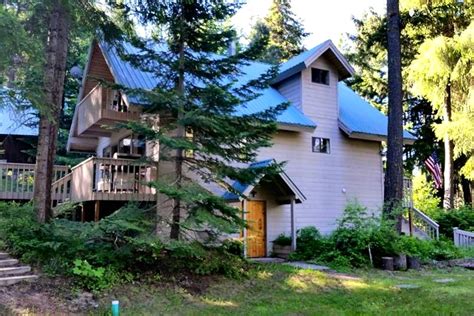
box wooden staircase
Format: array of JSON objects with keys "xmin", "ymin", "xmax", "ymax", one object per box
[{"xmin": 0, "ymin": 252, "xmax": 38, "ymax": 286}]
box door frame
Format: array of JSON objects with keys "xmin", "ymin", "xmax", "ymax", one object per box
[{"xmin": 245, "ymin": 199, "xmax": 267, "ymax": 258}]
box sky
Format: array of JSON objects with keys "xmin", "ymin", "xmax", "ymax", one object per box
[{"xmin": 232, "ymin": 0, "xmax": 386, "ymax": 48}]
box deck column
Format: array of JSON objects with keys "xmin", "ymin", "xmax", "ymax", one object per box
[
  {"xmin": 94, "ymin": 200, "xmax": 101, "ymax": 222},
  {"xmin": 290, "ymin": 196, "xmax": 296, "ymax": 251}
]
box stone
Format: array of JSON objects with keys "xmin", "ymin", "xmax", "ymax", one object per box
[
  {"xmin": 285, "ymin": 261, "xmax": 330, "ymax": 271},
  {"xmin": 69, "ymin": 292, "xmax": 99, "ymax": 312},
  {"xmin": 433, "ymin": 278, "xmax": 455, "ymax": 283},
  {"xmin": 395, "ymin": 284, "xmax": 420, "ymax": 289},
  {"xmin": 407, "ymin": 256, "xmax": 421, "ymax": 270}
]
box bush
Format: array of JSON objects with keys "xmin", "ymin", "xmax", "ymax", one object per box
[
  {"xmin": 431, "ymin": 206, "xmax": 474, "ymax": 238},
  {"xmin": 396, "ymin": 236, "xmax": 461, "ymax": 261},
  {"xmin": 0, "ymin": 202, "xmax": 247, "ymax": 291},
  {"xmin": 273, "ymin": 233, "xmax": 292, "ymax": 246}
]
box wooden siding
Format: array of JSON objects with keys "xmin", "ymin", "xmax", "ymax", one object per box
[
  {"xmin": 82, "ymin": 43, "xmax": 114, "ymax": 100},
  {"xmin": 275, "ymin": 74, "xmax": 302, "ymax": 109},
  {"xmin": 260, "ymin": 55, "xmax": 383, "ymax": 255}
]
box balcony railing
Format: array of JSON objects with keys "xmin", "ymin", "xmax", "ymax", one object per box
[
  {"xmin": 76, "ymin": 85, "xmax": 141, "ymax": 136},
  {"xmin": 69, "ymin": 157, "xmax": 156, "ymax": 202},
  {"xmin": 0, "ymin": 163, "xmax": 69, "ymax": 200}
]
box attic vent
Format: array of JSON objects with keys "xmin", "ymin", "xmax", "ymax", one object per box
[{"xmin": 311, "ymin": 68, "xmax": 329, "ymax": 85}]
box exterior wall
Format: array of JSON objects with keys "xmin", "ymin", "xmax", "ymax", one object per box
[
  {"xmin": 260, "ymin": 54, "xmax": 384, "ymax": 255},
  {"xmin": 275, "ymin": 73, "xmax": 302, "ymax": 109},
  {"xmin": 82, "ymin": 43, "xmax": 114, "ymax": 100}
]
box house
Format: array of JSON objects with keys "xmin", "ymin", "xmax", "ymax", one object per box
[{"xmin": 62, "ymin": 39, "xmax": 419, "ymax": 256}]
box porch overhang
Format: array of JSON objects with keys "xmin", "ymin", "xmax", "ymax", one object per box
[{"xmin": 223, "ymin": 160, "xmax": 306, "ymax": 204}]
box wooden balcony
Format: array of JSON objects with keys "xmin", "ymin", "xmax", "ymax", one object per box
[
  {"xmin": 76, "ymin": 85, "xmax": 141, "ymax": 137},
  {"xmin": 0, "ymin": 163, "xmax": 69, "ymax": 201},
  {"xmin": 67, "ymin": 157, "xmax": 156, "ymax": 202},
  {"xmin": 0, "ymin": 158, "xmax": 156, "ymax": 203}
]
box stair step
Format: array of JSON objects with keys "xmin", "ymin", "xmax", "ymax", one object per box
[
  {"xmin": 0, "ymin": 259, "xmax": 18, "ymax": 267},
  {"xmin": 0, "ymin": 253, "xmax": 9, "ymax": 260},
  {"xmin": 0, "ymin": 275, "xmax": 38, "ymax": 286},
  {"xmin": 0, "ymin": 266, "xmax": 31, "ymax": 276}
]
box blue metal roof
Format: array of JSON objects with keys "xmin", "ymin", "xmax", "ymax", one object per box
[
  {"xmin": 338, "ymin": 83, "xmax": 416, "ymax": 141},
  {"xmin": 98, "ymin": 41, "xmax": 317, "ymax": 130},
  {"xmin": 0, "ymin": 89, "xmax": 38, "ymax": 136}
]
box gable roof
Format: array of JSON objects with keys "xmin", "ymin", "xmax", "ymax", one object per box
[
  {"xmin": 275, "ymin": 40, "xmax": 355, "ymax": 84},
  {"xmin": 223, "ymin": 159, "xmax": 306, "ymax": 204},
  {"xmin": 338, "ymin": 83, "xmax": 416, "ymax": 144},
  {"xmin": 98, "ymin": 41, "xmax": 317, "ymax": 131}
]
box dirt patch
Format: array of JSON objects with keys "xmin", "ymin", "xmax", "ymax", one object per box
[{"xmin": 0, "ymin": 276, "xmax": 74, "ymax": 315}]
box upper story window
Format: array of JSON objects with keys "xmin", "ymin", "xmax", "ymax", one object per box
[
  {"xmin": 312, "ymin": 137, "xmax": 330, "ymax": 154},
  {"xmin": 311, "ymin": 68, "xmax": 330, "ymax": 85}
]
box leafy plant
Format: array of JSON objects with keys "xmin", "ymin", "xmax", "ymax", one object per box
[{"xmin": 273, "ymin": 233, "xmax": 292, "ymax": 246}]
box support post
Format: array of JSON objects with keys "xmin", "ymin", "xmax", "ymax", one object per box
[
  {"xmin": 80, "ymin": 204, "xmax": 84, "ymax": 223},
  {"xmin": 290, "ymin": 196, "xmax": 296, "ymax": 251},
  {"xmin": 408, "ymin": 208, "xmax": 413, "ymax": 237},
  {"xmin": 242, "ymin": 199, "xmax": 248, "ymax": 258},
  {"xmin": 94, "ymin": 200, "xmax": 100, "ymax": 222}
]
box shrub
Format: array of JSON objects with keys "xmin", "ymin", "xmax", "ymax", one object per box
[
  {"xmin": 431, "ymin": 206, "xmax": 474, "ymax": 238},
  {"xmin": 273, "ymin": 233, "xmax": 292, "ymax": 246},
  {"xmin": 0, "ymin": 201, "xmax": 247, "ymax": 292},
  {"xmin": 396, "ymin": 236, "xmax": 461, "ymax": 261},
  {"xmin": 413, "ymin": 173, "xmax": 442, "ymax": 217}
]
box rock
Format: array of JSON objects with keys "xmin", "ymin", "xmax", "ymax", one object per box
[
  {"xmin": 395, "ymin": 284, "xmax": 420, "ymax": 289},
  {"xmin": 407, "ymin": 256, "xmax": 421, "ymax": 270},
  {"xmin": 69, "ymin": 292, "xmax": 99, "ymax": 312},
  {"xmin": 433, "ymin": 278, "xmax": 455, "ymax": 283}
]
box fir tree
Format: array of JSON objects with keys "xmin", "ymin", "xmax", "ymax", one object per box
[
  {"xmin": 249, "ymin": 0, "xmax": 308, "ymax": 64},
  {"xmin": 112, "ymin": 1, "xmax": 288, "ymax": 240}
]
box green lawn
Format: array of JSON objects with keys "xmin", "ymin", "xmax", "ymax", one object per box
[{"xmin": 96, "ymin": 264, "xmax": 474, "ymax": 315}]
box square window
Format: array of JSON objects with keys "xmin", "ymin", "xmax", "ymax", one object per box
[
  {"xmin": 311, "ymin": 68, "xmax": 330, "ymax": 85},
  {"xmin": 312, "ymin": 137, "xmax": 330, "ymax": 154}
]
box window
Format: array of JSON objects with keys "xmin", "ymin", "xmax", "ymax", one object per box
[
  {"xmin": 312, "ymin": 137, "xmax": 330, "ymax": 154},
  {"xmin": 311, "ymin": 68, "xmax": 330, "ymax": 85},
  {"xmin": 117, "ymin": 134, "xmax": 145, "ymax": 156}
]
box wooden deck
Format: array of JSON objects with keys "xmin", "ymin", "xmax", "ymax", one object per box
[
  {"xmin": 0, "ymin": 158, "xmax": 156, "ymax": 203},
  {"xmin": 76, "ymin": 85, "xmax": 141, "ymax": 137}
]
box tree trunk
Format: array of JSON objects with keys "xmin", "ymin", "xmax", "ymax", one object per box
[
  {"xmin": 33, "ymin": 1, "xmax": 69, "ymax": 223},
  {"xmin": 461, "ymin": 177, "xmax": 472, "ymax": 206},
  {"xmin": 443, "ymin": 83, "xmax": 454, "ymax": 209},
  {"xmin": 170, "ymin": 13, "xmax": 186, "ymax": 240},
  {"xmin": 384, "ymin": 0, "xmax": 404, "ymax": 233}
]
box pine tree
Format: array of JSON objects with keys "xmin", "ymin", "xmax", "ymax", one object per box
[
  {"xmin": 385, "ymin": 0, "xmax": 404, "ymax": 231},
  {"xmin": 249, "ymin": 0, "xmax": 308, "ymax": 64},
  {"xmin": 113, "ymin": 0, "xmax": 287, "ymax": 240},
  {"xmin": 0, "ymin": 1, "xmax": 123, "ymax": 222}
]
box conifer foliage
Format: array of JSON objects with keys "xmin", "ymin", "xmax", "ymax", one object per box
[
  {"xmin": 249, "ymin": 0, "xmax": 308, "ymax": 64},
  {"xmin": 113, "ymin": 1, "xmax": 287, "ymax": 240}
]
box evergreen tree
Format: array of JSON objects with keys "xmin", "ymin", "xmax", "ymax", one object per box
[
  {"xmin": 248, "ymin": 0, "xmax": 308, "ymax": 64},
  {"xmin": 344, "ymin": 0, "xmax": 473, "ymax": 206},
  {"xmin": 112, "ymin": 0, "xmax": 287, "ymax": 240},
  {"xmin": 0, "ymin": 1, "xmax": 123, "ymax": 222},
  {"xmin": 385, "ymin": 0, "xmax": 404, "ymax": 231}
]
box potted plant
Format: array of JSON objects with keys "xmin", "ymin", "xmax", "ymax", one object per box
[{"xmin": 272, "ymin": 234, "xmax": 292, "ymax": 259}]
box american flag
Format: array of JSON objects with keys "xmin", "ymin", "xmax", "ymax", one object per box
[{"xmin": 425, "ymin": 152, "xmax": 443, "ymax": 189}]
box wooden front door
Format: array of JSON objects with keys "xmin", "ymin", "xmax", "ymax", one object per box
[{"xmin": 246, "ymin": 200, "xmax": 266, "ymax": 257}]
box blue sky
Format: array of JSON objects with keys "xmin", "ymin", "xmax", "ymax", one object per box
[{"xmin": 232, "ymin": 0, "xmax": 385, "ymax": 48}]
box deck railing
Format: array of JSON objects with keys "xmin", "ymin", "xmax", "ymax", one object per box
[
  {"xmin": 453, "ymin": 227, "xmax": 474, "ymax": 247},
  {"xmin": 0, "ymin": 163, "xmax": 69, "ymax": 200},
  {"xmin": 68, "ymin": 157, "xmax": 156, "ymax": 202},
  {"xmin": 409, "ymin": 207, "xmax": 440, "ymax": 240}
]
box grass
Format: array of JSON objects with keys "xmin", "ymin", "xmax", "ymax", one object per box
[{"xmin": 95, "ymin": 264, "xmax": 474, "ymax": 315}]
